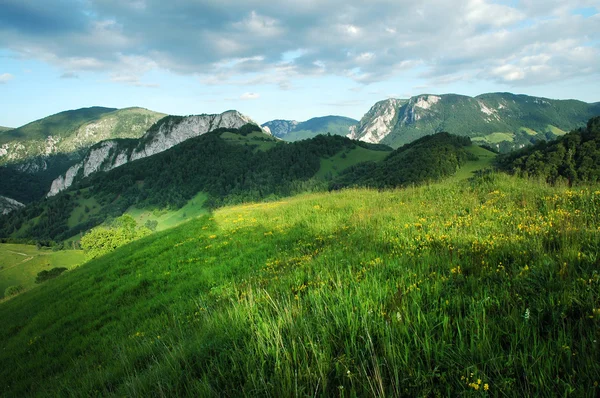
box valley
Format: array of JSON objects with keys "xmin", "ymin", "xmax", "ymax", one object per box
[{"xmin": 0, "ymin": 101, "xmax": 598, "ymax": 397}]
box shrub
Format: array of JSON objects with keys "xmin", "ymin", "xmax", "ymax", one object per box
[
  {"xmin": 35, "ymin": 267, "xmax": 68, "ymax": 284},
  {"xmin": 4, "ymin": 285, "xmax": 25, "ymax": 297}
]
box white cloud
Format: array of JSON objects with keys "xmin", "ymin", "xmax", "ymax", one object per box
[
  {"xmin": 0, "ymin": 73, "xmax": 14, "ymax": 83},
  {"xmin": 240, "ymin": 92, "xmax": 260, "ymax": 100},
  {"xmin": 0, "ymin": 0, "xmax": 598, "ymax": 89}
]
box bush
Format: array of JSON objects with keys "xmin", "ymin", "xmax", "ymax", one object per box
[
  {"xmin": 35, "ymin": 267, "xmax": 68, "ymax": 284},
  {"xmin": 4, "ymin": 285, "xmax": 25, "ymax": 297}
]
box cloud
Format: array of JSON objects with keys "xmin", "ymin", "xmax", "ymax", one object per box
[
  {"xmin": 0, "ymin": 0, "xmax": 597, "ymax": 89},
  {"xmin": 60, "ymin": 72, "xmax": 79, "ymax": 79},
  {"xmin": 240, "ymin": 92, "xmax": 260, "ymax": 100},
  {"xmin": 0, "ymin": 73, "xmax": 14, "ymax": 83}
]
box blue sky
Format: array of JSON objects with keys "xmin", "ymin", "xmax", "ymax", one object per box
[{"xmin": 0, "ymin": 0, "xmax": 599, "ymax": 127}]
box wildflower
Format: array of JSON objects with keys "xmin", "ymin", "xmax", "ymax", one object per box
[
  {"xmin": 484, "ymin": 383, "xmax": 489, "ymax": 391},
  {"xmin": 209, "ymin": 235, "xmax": 217, "ymax": 239}
]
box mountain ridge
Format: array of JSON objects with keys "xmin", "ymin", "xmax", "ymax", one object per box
[
  {"xmin": 262, "ymin": 115, "xmax": 358, "ymax": 141},
  {"xmin": 349, "ymin": 93, "xmax": 600, "ymax": 151},
  {"xmin": 48, "ymin": 110, "xmax": 260, "ymax": 196}
]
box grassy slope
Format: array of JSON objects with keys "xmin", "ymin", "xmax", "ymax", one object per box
[
  {"xmin": 0, "ymin": 244, "xmax": 84, "ymax": 298},
  {"xmin": 1, "ymin": 174, "xmax": 599, "ymax": 396},
  {"xmin": 448, "ymin": 145, "xmax": 497, "ymax": 181},
  {"xmin": 0, "ymin": 126, "xmax": 12, "ymax": 132},
  {"xmin": 315, "ymin": 145, "xmax": 390, "ymax": 178},
  {"xmin": 127, "ymin": 192, "xmax": 209, "ymax": 231},
  {"xmin": 0, "ymin": 107, "xmax": 116, "ymax": 144}
]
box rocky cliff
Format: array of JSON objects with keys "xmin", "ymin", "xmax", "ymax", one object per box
[
  {"xmin": 48, "ymin": 110, "xmax": 259, "ymax": 196},
  {"xmin": 0, "ymin": 195, "xmax": 24, "ymax": 215}
]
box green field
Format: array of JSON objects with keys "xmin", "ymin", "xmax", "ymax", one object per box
[
  {"xmin": 0, "ymin": 244, "xmax": 85, "ymax": 299},
  {"xmin": 127, "ymin": 192, "xmax": 209, "ymax": 231},
  {"xmin": 1, "ymin": 174, "xmax": 599, "ymax": 396},
  {"xmin": 546, "ymin": 124, "xmax": 567, "ymax": 136},
  {"xmin": 449, "ymin": 145, "xmax": 497, "ymax": 181},
  {"xmin": 219, "ymin": 131, "xmax": 279, "ymax": 151},
  {"xmin": 473, "ymin": 132, "xmax": 515, "ymax": 144},
  {"xmin": 316, "ymin": 145, "xmax": 390, "ymax": 179}
]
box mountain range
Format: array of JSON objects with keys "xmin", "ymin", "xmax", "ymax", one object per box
[
  {"xmin": 349, "ymin": 93, "xmax": 600, "ymax": 151},
  {"xmin": 261, "ymin": 116, "xmax": 358, "ymax": 141}
]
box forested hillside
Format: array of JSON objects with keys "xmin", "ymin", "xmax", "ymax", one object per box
[
  {"xmin": 0, "ymin": 125, "xmax": 390, "ymax": 242},
  {"xmin": 332, "ymin": 132, "xmax": 478, "ymax": 189},
  {"xmin": 498, "ymin": 116, "xmax": 600, "ymax": 184}
]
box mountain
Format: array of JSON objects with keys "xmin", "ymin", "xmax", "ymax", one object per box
[
  {"xmin": 1, "ymin": 126, "xmax": 392, "ymax": 242},
  {"xmin": 262, "ymin": 116, "xmax": 358, "ymax": 141},
  {"xmin": 349, "ymin": 93, "xmax": 600, "ymax": 151},
  {"xmin": 0, "ymin": 107, "xmax": 166, "ymax": 203},
  {"xmin": 0, "ymin": 126, "xmax": 12, "ymax": 132},
  {"xmin": 0, "ymin": 107, "xmax": 166, "ymax": 168},
  {"xmin": 47, "ymin": 110, "xmax": 259, "ymax": 196}
]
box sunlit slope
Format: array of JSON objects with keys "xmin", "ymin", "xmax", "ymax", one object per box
[
  {"xmin": 1, "ymin": 174, "xmax": 599, "ymax": 396},
  {"xmin": 0, "ymin": 244, "xmax": 84, "ymax": 298}
]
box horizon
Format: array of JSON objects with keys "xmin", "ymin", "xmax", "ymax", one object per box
[
  {"xmin": 3, "ymin": 90, "xmax": 599, "ymax": 129},
  {"xmin": 1, "ymin": 1, "xmax": 599, "ymax": 127}
]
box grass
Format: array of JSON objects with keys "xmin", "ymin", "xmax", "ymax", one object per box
[
  {"xmin": 67, "ymin": 196, "xmax": 102, "ymax": 228},
  {"xmin": 0, "ymin": 244, "xmax": 84, "ymax": 299},
  {"xmin": 127, "ymin": 192, "xmax": 209, "ymax": 231},
  {"xmin": 546, "ymin": 125, "xmax": 567, "ymax": 136},
  {"xmin": 219, "ymin": 131, "xmax": 279, "ymax": 152},
  {"xmin": 472, "ymin": 132, "xmax": 515, "ymax": 144},
  {"xmin": 449, "ymin": 145, "xmax": 497, "ymax": 181},
  {"xmin": 315, "ymin": 145, "xmax": 390, "ymax": 179},
  {"xmin": 1, "ymin": 174, "xmax": 600, "ymax": 396},
  {"xmin": 520, "ymin": 127, "xmax": 538, "ymax": 136}
]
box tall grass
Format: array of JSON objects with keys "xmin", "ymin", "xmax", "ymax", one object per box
[{"xmin": 1, "ymin": 173, "xmax": 599, "ymax": 396}]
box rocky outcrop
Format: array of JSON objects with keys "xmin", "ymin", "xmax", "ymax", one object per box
[
  {"xmin": 348, "ymin": 98, "xmax": 406, "ymax": 143},
  {"xmin": 261, "ymin": 120, "xmax": 299, "ymax": 138},
  {"xmin": 47, "ymin": 110, "xmax": 259, "ymax": 196},
  {"xmin": 0, "ymin": 195, "xmax": 25, "ymax": 215}
]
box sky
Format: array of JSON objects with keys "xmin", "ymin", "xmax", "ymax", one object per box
[{"xmin": 0, "ymin": 0, "xmax": 599, "ymax": 127}]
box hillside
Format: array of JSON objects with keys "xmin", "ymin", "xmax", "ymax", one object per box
[
  {"xmin": 262, "ymin": 116, "xmax": 358, "ymax": 141},
  {"xmin": 332, "ymin": 132, "xmax": 484, "ymax": 189},
  {"xmin": 498, "ymin": 116, "xmax": 600, "ymax": 184},
  {"xmin": 1, "ymin": 174, "xmax": 599, "ymax": 396},
  {"xmin": 0, "ymin": 107, "xmax": 166, "ymax": 203},
  {"xmin": 48, "ymin": 111, "xmax": 257, "ymax": 196},
  {"xmin": 0, "ymin": 107, "xmax": 166, "ymax": 166},
  {"xmin": 0, "ymin": 243, "xmax": 84, "ymax": 299},
  {"xmin": 0, "ymin": 126, "xmax": 12, "ymax": 132},
  {"xmin": 349, "ymin": 93, "xmax": 600, "ymax": 151},
  {"xmin": 0, "ymin": 127, "xmax": 393, "ymax": 242}
]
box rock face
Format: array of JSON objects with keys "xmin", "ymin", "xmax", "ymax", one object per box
[
  {"xmin": 262, "ymin": 116, "xmax": 358, "ymax": 141},
  {"xmin": 0, "ymin": 195, "xmax": 25, "ymax": 215},
  {"xmin": 48, "ymin": 110, "xmax": 258, "ymax": 196},
  {"xmin": 348, "ymin": 99, "xmax": 406, "ymax": 143},
  {"xmin": 349, "ymin": 93, "xmax": 600, "ymax": 149},
  {"xmin": 261, "ymin": 120, "xmax": 299, "ymax": 138}
]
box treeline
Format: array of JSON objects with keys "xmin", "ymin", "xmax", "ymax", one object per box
[
  {"xmin": 497, "ymin": 116, "xmax": 600, "ymax": 185},
  {"xmin": 0, "ymin": 125, "xmax": 367, "ymax": 241},
  {"xmin": 331, "ymin": 132, "xmax": 474, "ymax": 189}
]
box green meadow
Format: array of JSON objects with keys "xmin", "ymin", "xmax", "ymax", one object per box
[
  {"xmin": 1, "ymin": 173, "xmax": 599, "ymax": 396},
  {"xmin": 0, "ymin": 244, "xmax": 84, "ymax": 299}
]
